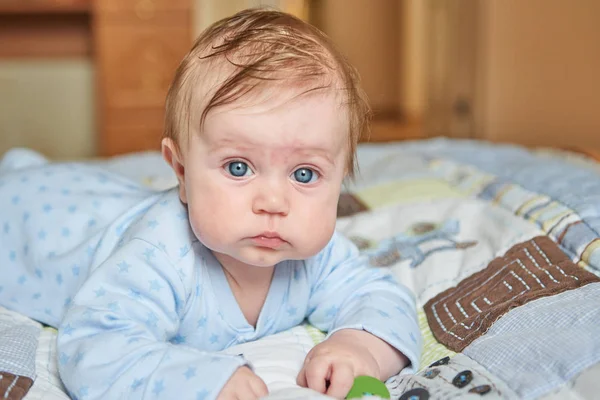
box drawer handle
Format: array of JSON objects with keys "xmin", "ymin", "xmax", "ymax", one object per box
[{"xmin": 135, "ymin": 0, "xmax": 156, "ymax": 20}]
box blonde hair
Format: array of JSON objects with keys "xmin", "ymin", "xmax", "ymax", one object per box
[{"xmin": 163, "ymin": 7, "xmax": 371, "ymax": 176}]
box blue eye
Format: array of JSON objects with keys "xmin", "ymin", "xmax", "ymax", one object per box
[
  {"xmin": 293, "ymin": 168, "xmax": 318, "ymax": 184},
  {"xmin": 227, "ymin": 162, "xmax": 252, "ymax": 177}
]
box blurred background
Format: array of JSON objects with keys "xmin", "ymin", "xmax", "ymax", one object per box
[{"xmin": 0, "ymin": 0, "xmax": 599, "ymax": 159}]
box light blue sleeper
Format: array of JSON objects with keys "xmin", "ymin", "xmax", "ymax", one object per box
[{"xmin": 0, "ymin": 149, "xmax": 421, "ymax": 400}]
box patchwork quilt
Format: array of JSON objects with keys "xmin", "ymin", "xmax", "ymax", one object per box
[{"xmin": 1, "ymin": 138, "xmax": 599, "ymax": 400}]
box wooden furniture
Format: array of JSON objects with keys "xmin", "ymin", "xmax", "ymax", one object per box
[
  {"xmin": 93, "ymin": 0, "xmax": 192, "ymax": 155},
  {"xmin": 1, "ymin": 0, "xmax": 421, "ymax": 153},
  {"xmin": 4, "ymin": 1, "xmax": 597, "ymax": 152},
  {"xmin": 0, "ymin": 0, "xmax": 92, "ymax": 59},
  {"xmin": 424, "ymin": 0, "xmax": 600, "ymax": 149},
  {"xmin": 308, "ymin": 0, "xmax": 426, "ymax": 144},
  {"xmin": 0, "ymin": 0, "xmax": 192, "ymax": 156}
]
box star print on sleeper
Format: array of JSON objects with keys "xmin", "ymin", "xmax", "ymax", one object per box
[{"xmin": 0, "ymin": 150, "xmax": 422, "ymax": 399}]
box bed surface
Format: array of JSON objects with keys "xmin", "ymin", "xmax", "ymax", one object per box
[{"xmin": 1, "ymin": 138, "xmax": 599, "ymax": 400}]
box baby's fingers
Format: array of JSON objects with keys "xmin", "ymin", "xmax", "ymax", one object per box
[
  {"xmin": 325, "ymin": 363, "xmax": 354, "ymax": 399},
  {"xmin": 249, "ymin": 374, "xmax": 269, "ymax": 399},
  {"xmin": 303, "ymin": 358, "xmax": 331, "ymax": 394},
  {"xmin": 235, "ymin": 379, "xmax": 264, "ymax": 400},
  {"xmin": 296, "ymin": 365, "xmax": 308, "ymax": 388},
  {"xmin": 296, "ymin": 355, "xmax": 311, "ymax": 388}
]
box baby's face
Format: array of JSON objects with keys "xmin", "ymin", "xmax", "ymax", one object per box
[{"xmin": 180, "ymin": 88, "xmax": 348, "ymax": 267}]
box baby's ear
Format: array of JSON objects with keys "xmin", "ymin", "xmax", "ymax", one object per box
[{"xmin": 161, "ymin": 138, "xmax": 188, "ymax": 204}]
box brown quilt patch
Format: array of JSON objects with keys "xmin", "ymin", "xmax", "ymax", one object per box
[
  {"xmin": 0, "ymin": 372, "xmax": 33, "ymax": 400},
  {"xmin": 337, "ymin": 193, "xmax": 368, "ymax": 217},
  {"xmin": 424, "ymin": 236, "xmax": 600, "ymax": 352}
]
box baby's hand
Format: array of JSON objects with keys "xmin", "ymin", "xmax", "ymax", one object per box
[
  {"xmin": 217, "ymin": 366, "xmax": 268, "ymax": 400},
  {"xmin": 296, "ymin": 330, "xmax": 381, "ymax": 399}
]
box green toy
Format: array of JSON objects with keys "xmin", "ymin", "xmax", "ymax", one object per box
[{"xmin": 346, "ymin": 376, "xmax": 390, "ymax": 399}]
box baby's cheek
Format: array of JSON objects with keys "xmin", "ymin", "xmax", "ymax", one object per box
[
  {"xmin": 301, "ymin": 212, "xmax": 337, "ymax": 257},
  {"xmin": 188, "ymin": 203, "xmax": 223, "ymax": 245}
]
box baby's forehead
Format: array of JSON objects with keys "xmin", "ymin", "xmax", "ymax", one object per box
[
  {"xmin": 201, "ymin": 86, "xmax": 349, "ymax": 152},
  {"xmin": 223, "ymin": 82, "xmax": 345, "ymax": 112}
]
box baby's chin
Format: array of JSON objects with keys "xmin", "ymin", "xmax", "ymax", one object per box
[
  {"xmin": 237, "ymin": 246, "xmax": 328, "ymax": 267},
  {"xmin": 218, "ymin": 246, "xmax": 316, "ymax": 268},
  {"xmin": 234, "ymin": 248, "xmax": 298, "ymax": 267}
]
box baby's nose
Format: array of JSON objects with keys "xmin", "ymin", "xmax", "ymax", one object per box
[{"xmin": 252, "ymin": 181, "xmax": 289, "ymax": 216}]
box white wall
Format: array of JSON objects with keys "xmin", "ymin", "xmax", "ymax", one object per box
[{"xmin": 0, "ymin": 60, "xmax": 95, "ymax": 159}]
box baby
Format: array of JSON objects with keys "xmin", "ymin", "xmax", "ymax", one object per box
[{"xmin": 0, "ymin": 8, "xmax": 421, "ymax": 400}]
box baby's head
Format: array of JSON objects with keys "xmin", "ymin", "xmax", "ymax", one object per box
[{"xmin": 161, "ymin": 8, "xmax": 370, "ymax": 268}]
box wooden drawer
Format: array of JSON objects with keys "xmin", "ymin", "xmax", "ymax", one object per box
[
  {"xmin": 93, "ymin": 0, "xmax": 191, "ymax": 156},
  {"xmin": 94, "ymin": 0, "xmax": 189, "ymax": 24},
  {"xmin": 100, "ymin": 127, "xmax": 163, "ymax": 156},
  {"xmin": 96, "ymin": 0, "xmax": 190, "ymax": 13},
  {"xmin": 95, "ymin": 25, "xmax": 189, "ymax": 109},
  {"xmin": 0, "ymin": 0, "xmax": 90, "ymax": 14},
  {"xmin": 103, "ymin": 107, "xmax": 165, "ymax": 130},
  {"xmin": 94, "ymin": 8, "xmax": 190, "ymax": 26},
  {"xmin": 0, "ymin": 13, "xmax": 91, "ymax": 58},
  {"xmin": 364, "ymin": 119, "xmax": 424, "ymax": 142}
]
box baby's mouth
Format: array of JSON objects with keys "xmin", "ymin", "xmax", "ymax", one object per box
[{"xmin": 249, "ymin": 233, "xmax": 287, "ymax": 249}]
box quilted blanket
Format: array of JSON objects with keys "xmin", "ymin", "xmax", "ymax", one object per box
[
  {"xmin": 2, "ymin": 138, "xmax": 599, "ymax": 400},
  {"xmin": 334, "ymin": 139, "xmax": 600, "ymax": 399}
]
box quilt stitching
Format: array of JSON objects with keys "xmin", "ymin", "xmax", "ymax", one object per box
[
  {"xmin": 424, "ymin": 236, "xmax": 600, "ymax": 352},
  {"xmin": 428, "ymin": 159, "xmax": 600, "ymax": 273}
]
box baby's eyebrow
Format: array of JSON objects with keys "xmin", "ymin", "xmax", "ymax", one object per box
[
  {"xmin": 292, "ymin": 147, "xmax": 335, "ymax": 166},
  {"xmin": 208, "ymin": 138, "xmax": 335, "ymax": 164},
  {"xmin": 210, "ymin": 144, "xmax": 254, "ymax": 153},
  {"xmin": 207, "ymin": 137, "xmax": 255, "ymax": 152},
  {"xmin": 215, "ymin": 146, "xmax": 335, "ymax": 166}
]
